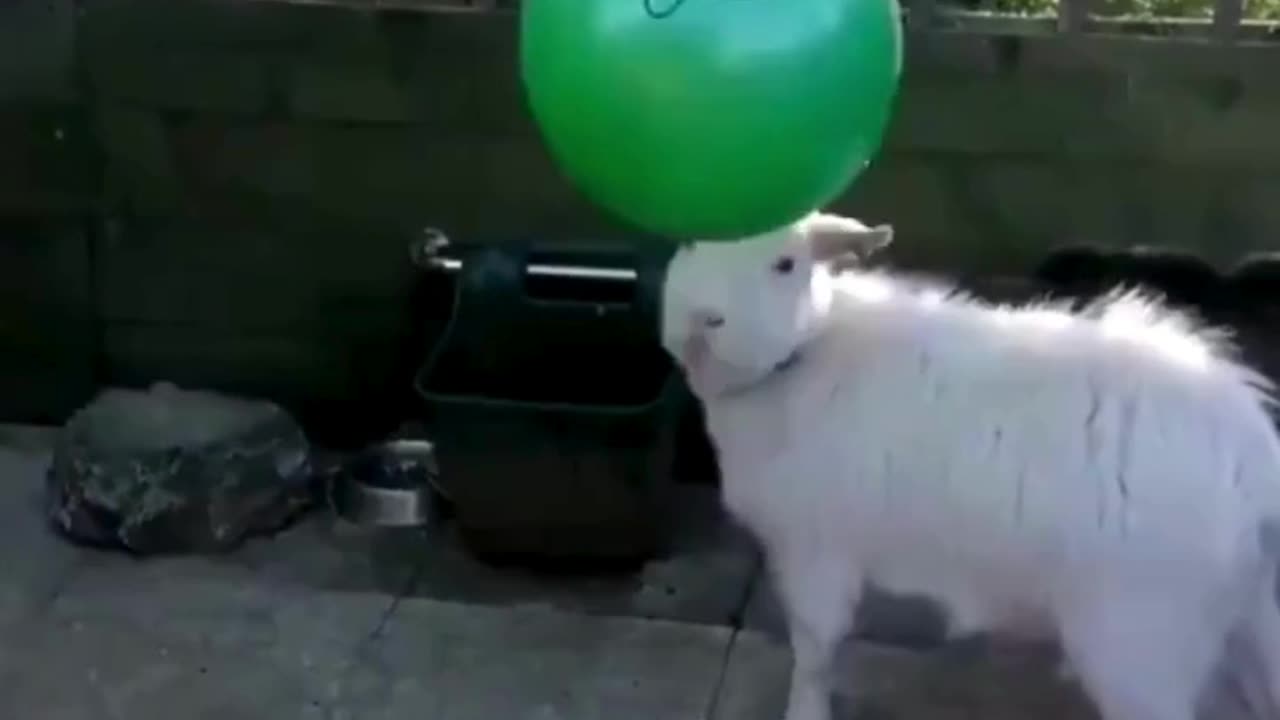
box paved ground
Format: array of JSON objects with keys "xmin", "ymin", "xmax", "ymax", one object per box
[{"xmin": 0, "ymin": 424, "xmax": 1104, "ymax": 720}]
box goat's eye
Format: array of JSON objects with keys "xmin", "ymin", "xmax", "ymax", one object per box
[{"xmin": 772, "ymin": 256, "xmax": 795, "ymax": 275}]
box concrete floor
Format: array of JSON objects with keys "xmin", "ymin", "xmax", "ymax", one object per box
[{"xmin": 0, "ymin": 424, "xmax": 1103, "ymax": 720}]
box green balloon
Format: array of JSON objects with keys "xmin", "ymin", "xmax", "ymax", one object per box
[{"xmin": 520, "ymin": 0, "xmax": 904, "ymax": 240}]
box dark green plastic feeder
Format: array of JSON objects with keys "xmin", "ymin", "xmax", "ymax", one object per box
[{"xmin": 413, "ymin": 242, "xmax": 684, "ymax": 564}]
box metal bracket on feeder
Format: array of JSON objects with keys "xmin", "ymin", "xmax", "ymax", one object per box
[{"xmin": 408, "ymin": 227, "xmax": 638, "ymax": 283}]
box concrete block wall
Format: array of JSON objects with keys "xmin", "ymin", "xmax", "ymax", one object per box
[
  {"xmin": 0, "ymin": 0, "xmax": 98, "ymax": 422},
  {"xmin": 3, "ymin": 0, "xmax": 1280, "ymax": 439}
]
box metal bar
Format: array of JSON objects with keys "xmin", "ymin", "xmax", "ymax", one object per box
[
  {"xmin": 239, "ymin": 0, "xmax": 512, "ymax": 14},
  {"xmin": 430, "ymin": 257, "xmax": 638, "ymax": 282},
  {"xmin": 907, "ymin": 0, "xmax": 938, "ymax": 30},
  {"xmin": 1212, "ymin": 0, "xmax": 1244, "ymax": 41},
  {"xmin": 1057, "ymin": 0, "xmax": 1090, "ymax": 34}
]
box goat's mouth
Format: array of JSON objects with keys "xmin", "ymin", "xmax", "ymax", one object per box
[
  {"xmin": 772, "ymin": 349, "xmax": 802, "ymax": 374},
  {"xmin": 679, "ymin": 334, "xmax": 710, "ymax": 373},
  {"xmin": 674, "ymin": 340, "xmax": 804, "ymax": 399}
]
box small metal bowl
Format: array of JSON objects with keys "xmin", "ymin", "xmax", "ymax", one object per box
[{"xmin": 330, "ymin": 439, "xmax": 442, "ymax": 528}]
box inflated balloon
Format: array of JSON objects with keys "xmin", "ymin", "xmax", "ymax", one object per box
[{"xmin": 520, "ymin": 0, "xmax": 904, "ymax": 240}]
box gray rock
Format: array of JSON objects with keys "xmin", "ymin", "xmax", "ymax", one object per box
[{"xmin": 45, "ymin": 382, "xmax": 315, "ymax": 554}]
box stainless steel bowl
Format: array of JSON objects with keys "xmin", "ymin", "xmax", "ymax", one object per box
[{"xmin": 330, "ymin": 439, "xmax": 441, "ymax": 527}]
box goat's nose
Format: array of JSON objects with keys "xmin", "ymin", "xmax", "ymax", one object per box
[{"xmin": 695, "ymin": 311, "xmax": 725, "ymax": 329}]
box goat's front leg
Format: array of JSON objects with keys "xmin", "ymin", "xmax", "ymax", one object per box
[{"xmin": 771, "ymin": 552, "xmax": 862, "ymax": 720}]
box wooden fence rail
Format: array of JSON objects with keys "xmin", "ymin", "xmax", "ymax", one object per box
[{"xmin": 244, "ymin": 0, "xmax": 1274, "ymax": 43}]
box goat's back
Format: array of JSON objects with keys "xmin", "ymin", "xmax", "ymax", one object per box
[{"xmin": 710, "ymin": 283, "xmax": 1280, "ymax": 629}]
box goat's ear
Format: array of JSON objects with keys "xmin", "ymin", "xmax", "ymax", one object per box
[{"xmin": 803, "ymin": 213, "xmax": 893, "ymax": 267}]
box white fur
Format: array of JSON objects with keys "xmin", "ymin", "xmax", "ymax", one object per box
[{"xmin": 661, "ymin": 212, "xmax": 1280, "ymax": 720}]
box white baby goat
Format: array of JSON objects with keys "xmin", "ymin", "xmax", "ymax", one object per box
[{"xmin": 660, "ymin": 212, "xmax": 1280, "ymax": 720}]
